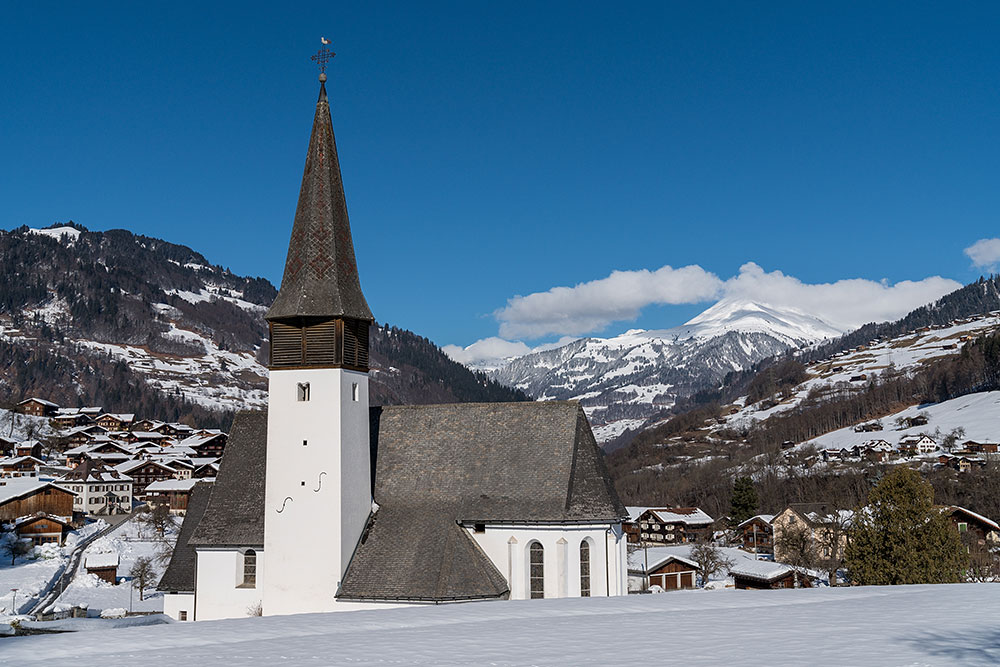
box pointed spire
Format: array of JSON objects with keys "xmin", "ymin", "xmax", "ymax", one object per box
[{"xmin": 266, "ymin": 73, "xmax": 373, "ymax": 323}]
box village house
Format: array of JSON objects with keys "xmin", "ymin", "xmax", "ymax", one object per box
[
  {"xmin": 772, "ymin": 504, "xmax": 852, "ymax": 564},
  {"xmin": 898, "ymin": 434, "xmax": 937, "ymax": 455},
  {"xmin": 730, "ymin": 560, "xmax": 814, "ymax": 590},
  {"xmin": 0, "ymin": 455, "xmax": 45, "ymax": 477},
  {"xmin": 13, "ymin": 513, "xmax": 75, "ymax": 546},
  {"xmin": 626, "ymin": 547, "xmax": 699, "ymax": 592},
  {"xmin": 62, "ymin": 424, "xmax": 109, "ymax": 446},
  {"xmin": 85, "ymin": 552, "xmax": 120, "ymax": 584},
  {"xmin": 53, "ymin": 409, "xmax": 92, "ymax": 429},
  {"xmin": 0, "ymin": 436, "xmax": 15, "ymax": 456},
  {"xmin": 625, "ymin": 507, "xmax": 716, "ymax": 545},
  {"xmin": 64, "ymin": 440, "xmax": 134, "ymax": 468},
  {"xmin": 15, "ymin": 440, "xmax": 43, "ymax": 459},
  {"xmin": 115, "ymin": 459, "xmax": 179, "ymax": 495},
  {"xmin": 58, "ymin": 460, "xmax": 133, "ymax": 517},
  {"xmin": 176, "ymin": 432, "xmax": 227, "ymax": 458},
  {"xmin": 144, "ymin": 478, "xmax": 204, "ymax": 514},
  {"xmin": 738, "ymin": 514, "xmax": 775, "ymax": 557},
  {"xmin": 942, "ymin": 506, "xmax": 1000, "ymax": 547},
  {"xmin": 95, "ymin": 413, "xmax": 135, "ymax": 431},
  {"xmin": 0, "ymin": 478, "xmax": 76, "ymax": 521},
  {"xmin": 962, "ymin": 441, "xmax": 999, "ymax": 454},
  {"xmin": 17, "ymin": 397, "xmax": 59, "ymax": 417}
]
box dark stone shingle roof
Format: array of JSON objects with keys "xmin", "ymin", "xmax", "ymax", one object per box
[
  {"xmin": 338, "ymin": 401, "xmax": 627, "ymax": 601},
  {"xmin": 265, "ymin": 82, "xmax": 372, "ymax": 323},
  {"xmin": 188, "ymin": 410, "xmax": 267, "ymax": 547},
  {"xmin": 157, "ymin": 481, "xmax": 213, "ymax": 593}
]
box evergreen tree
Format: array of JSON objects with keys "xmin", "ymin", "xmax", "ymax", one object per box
[
  {"xmin": 729, "ymin": 476, "xmax": 759, "ymax": 525},
  {"xmin": 845, "ymin": 468, "xmax": 967, "ymax": 585}
]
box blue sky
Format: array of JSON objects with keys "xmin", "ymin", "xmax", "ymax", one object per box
[{"xmin": 3, "ymin": 2, "xmax": 999, "ymax": 361}]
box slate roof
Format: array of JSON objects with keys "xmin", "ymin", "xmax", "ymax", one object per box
[
  {"xmin": 158, "ymin": 481, "xmax": 213, "ymax": 593},
  {"xmin": 188, "ymin": 410, "xmax": 266, "ymax": 547},
  {"xmin": 265, "ymin": 80, "xmax": 372, "ymax": 323},
  {"xmin": 337, "ymin": 401, "xmax": 627, "ymax": 601}
]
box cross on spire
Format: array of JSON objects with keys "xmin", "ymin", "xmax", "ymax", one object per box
[{"xmin": 311, "ymin": 44, "xmax": 336, "ymax": 76}]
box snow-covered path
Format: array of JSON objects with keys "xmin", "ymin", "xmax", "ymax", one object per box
[{"xmin": 5, "ymin": 583, "xmax": 1000, "ymax": 665}]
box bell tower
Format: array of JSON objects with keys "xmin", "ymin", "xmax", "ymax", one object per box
[{"xmin": 262, "ymin": 46, "xmax": 374, "ymax": 616}]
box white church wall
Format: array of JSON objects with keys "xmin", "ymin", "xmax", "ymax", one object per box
[
  {"xmin": 262, "ymin": 367, "xmax": 371, "ymax": 616},
  {"xmin": 469, "ymin": 523, "xmax": 627, "ymax": 600},
  {"xmin": 195, "ymin": 548, "xmax": 263, "ymax": 621},
  {"xmin": 163, "ymin": 592, "xmax": 194, "ymax": 621}
]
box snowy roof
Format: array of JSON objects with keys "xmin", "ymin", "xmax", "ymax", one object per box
[
  {"xmin": 18, "ymin": 397, "xmax": 59, "ymax": 407},
  {"xmin": 145, "ymin": 478, "xmax": 199, "ymax": 493},
  {"xmin": 0, "ymin": 478, "xmax": 75, "ymax": 504},
  {"xmin": 85, "ymin": 552, "xmax": 120, "ymax": 569},
  {"xmin": 946, "ymin": 506, "xmax": 1000, "ymax": 531},
  {"xmin": 650, "ymin": 507, "xmax": 714, "ymax": 526},
  {"xmin": 628, "ymin": 549, "xmax": 699, "ymax": 574},
  {"xmin": 738, "ymin": 514, "xmax": 775, "ymax": 528},
  {"xmin": 158, "ymin": 482, "xmax": 213, "ymax": 593},
  {"xmin": 98, "ymin": 413, "xmax": 135, "ymax": 421},
  {"xmin": 0, "ymin": 455, "xmax": 44, "ymax": 467},
  {"xmin": 729, "ymin": 559, "xmax": 795, "ymax": 582},
  {"xmin": 130, "ymin": 431, "xmax": 169, "ymax": 439}
]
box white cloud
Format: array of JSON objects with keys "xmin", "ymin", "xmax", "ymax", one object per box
[
  {"xmin": 495, "ymin": 265, "xmax": 723, "ymax": 339},
  {"xmin": 442, "ymin": 337, "xmax": 532, "ymax": 367},
  {"xmin": 722, "ymin": 262, "xmax": 961, "ymax": 330},
  {"xmin": 965, "ymin": 238, "xmax": 1000, "ymax": 268},
  {"xmin": 491, "ymin": 262, "xmax": 961, "ymax": 341}
]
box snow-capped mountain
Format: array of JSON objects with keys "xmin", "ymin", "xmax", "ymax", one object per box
[{"xmin": 489, "ymin": 299, "xmax": 844, "ymax": 439}]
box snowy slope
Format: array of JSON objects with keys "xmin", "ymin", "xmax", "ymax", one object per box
[
  {"xmin": 5, "ymin": 584, "xmax": 999, "ymax": 665},
  {"xmin": 490, "ymin": 299, "xmax": 843, "ymax": 438}
]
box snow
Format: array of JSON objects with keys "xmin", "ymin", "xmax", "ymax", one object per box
[
  {"xmin": 7, "ymin": 583, "xmax": 1000, "ymax": 665},
  {"xmin": 679, "ymin": 298, "xmax": 843, "ymax": 344},
  {"xmin": 85, "ymin": 552, "xmax": 120, "ymax": 569},
  {"xmin": 27, "ymin": 226, "xmax": 81, "ymax": 243}
]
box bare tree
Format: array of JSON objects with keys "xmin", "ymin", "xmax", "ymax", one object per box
[
  {"xmin": 141, "ymin": 504, "xmax": 175, "ymax": 538},
  {"xmin": 129, "ymin": 556, "xmax": 156, "ymax": 601},
  {"xmin": 689, "ymin": 542, "xmax": 734, "ymax": 587},
  {"xmin": 0, "ymin": 535, "xmax": 32, "ymax": 566}
]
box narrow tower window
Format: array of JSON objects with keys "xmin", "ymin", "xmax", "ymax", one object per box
[
  {"xmin": 242, "ymin": 549, "xmax": 257, "ymax": 587},
  {"xmin": 297, "ymin": 382, "xmax": 310, "ymax": 401},
  {"xmin": 580, "ymin": 540, "xmax": 591, "ymax": 597},
  {"xmin": 352, "ymin": 382, "xmax": 360, "ymax": 402},
  {"xmin": 529, "ymin": 542, "xmax": 544, "ymax": 599}
]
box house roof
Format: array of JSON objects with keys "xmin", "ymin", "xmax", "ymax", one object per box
[
  {"xmin": 57, "ymin": 460, "xmax": 132, "ymax": 483},
  {"xmin": 85, "ymin": 552, "xmax": 120, "ymax": 569},
  {"xmin": 18, "ymin": 397, "xmax": 58, "ymax": 407},
  {"xmin": 158, "ymin": 482, "xmax": 213, "ymax": 593},
  {"xmin": 265, "ymin": 79, "xmax": 373, "ymax": 323},
  {"xmin": 737, "ymin": 514, "xmax": 775, "ymax": 529},
  {"xmin": 0, "ymin": 478, "xmax": 75, "ymax": 505},
  {"xmin": 189, "ymin": 410, "xmax": 267, "ymax": 547},
  {"xmin": 945, "ymin": 506, "xmax": 1000, "ymax": 531},
  {"xmin": 649, "ymin": 507, "xmax": 714, "ymax": 526},
  {"xmin": 729, "ymin": 559, "xmax": 796, "ymax": 582},
  {"xmin": 145, "ymin": 478, "xmax": 201, "ymax": 493},
  {"xmin": 338, "ymin": 401, "xmax": 625, "ymax": 601}
]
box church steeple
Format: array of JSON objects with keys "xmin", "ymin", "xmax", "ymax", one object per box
[{"xmin": 266, "ymin": 59, "xmax": 373, "ymax": 371}]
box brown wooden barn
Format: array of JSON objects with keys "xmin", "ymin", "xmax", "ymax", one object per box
[
  {"xmin": 627, "ymin": 548, "xmax": 699, "ymax": 592},
  {"xmin": 85, "ymin": 552, "xmax": 120, "ymax": 584},
  {"xmin": 14, "ymin": 513, "xmax": 74, "ymax": 545},
  {"xmin": 0, "ymin": 479, "xmax": 75, "ymax": 521},
  {"xmin": 731, "ymin": 561, "xmax": 814, "ymax": 590},
  {"xmin": 738, "ymin": 514, "xmax": 775, "ymax": 556},
  {"xmin": 17, "ymin": 397, "xmax": 59, "ymax": 417}
]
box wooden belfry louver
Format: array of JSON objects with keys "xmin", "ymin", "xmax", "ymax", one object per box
[{"xmin": 265, "ymin": 62, "xmax": 373, "ymax": 371}]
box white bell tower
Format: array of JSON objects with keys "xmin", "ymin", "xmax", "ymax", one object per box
[{"xmin": 261, "ymin": 54, "xmax": 375, "ymax": 616}]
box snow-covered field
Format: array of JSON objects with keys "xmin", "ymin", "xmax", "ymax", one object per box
[
  {"xmin": 52, "ymin": 514, "xmax": 179, "ymax": 615},
  {"xmin": 5, "ymin": 583, "xmax": 1000, "ymax": 665},
  {"xmin": 0, "ymin": 521, "xmax": 105, "ymax": 617}
]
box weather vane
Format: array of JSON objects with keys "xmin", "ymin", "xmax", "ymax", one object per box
[{"xmin": 312, "ymin": 37, "xmax": 335, "ymax": 80}]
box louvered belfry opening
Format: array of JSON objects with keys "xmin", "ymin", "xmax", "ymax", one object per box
[{"xmin": 269, "ymin": 317, "xmax": 370, "ymax": 371}]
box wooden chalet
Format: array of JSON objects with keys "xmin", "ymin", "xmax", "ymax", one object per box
[
  {"xmin": 0, "ymin": 455, "xmax": 45, "ymax": 478},
  {"xmin": 0, "ymin": 479, "xmax": 76, "ymax": 521},
  {"xmin": 15, "ymin": 441, "xmax": 42, "ymax": 459},
  {"xmin": 17, "ymin": 397, "xmax": 59, "ymax": 417},
  {"xmin": 115, "ymin": 459, "xmax": 179, "ymax": 495},
  {"xmin": 0, "ymin": 436, "xmax": 15, "ymax": 456},
  {"xmin": 738, "ymin": 514, "xmax": 775, "ymax": 556},
  {"xmin": 943, "ymin": 506, "xmax": 1000, "ymax": 547},
  {"xmin": 85, "ymin": 552, "xmax": 120, "ymax": 584},
  {"xmin": 626, "ymin": 546, "xmax": 699, "ymax": 592},
  {"xmin": 53, "ymin": 411, "xmax": 92, "ymax": 429},
  {"xmin": 963, "ymin": 441, "xmax": 999, "ymax": 454},
  {"xmin": 14, "ymin": 513, "xmax": 74, "ymax": 546},
  {"xmin": 95, "ymin": 413, "xmax": 135, "ymax": 431},
  {"xmin": 177, "ymin": 433, "xmax": 227, "ymax": 458},
  {"xmin": 625, "ymin": 506, "xmax": 715, "ymax": 545},
  {"xmin": 144, "ymin": 478, "xmax": 202, "ymax": 513}
]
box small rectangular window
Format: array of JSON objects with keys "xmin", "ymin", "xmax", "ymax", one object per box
[
  {"xmin": 179, "ymin": 611, "xmax": 188, "ymax": 621},
  {"xmin": 352, "ymin": 382, "xmax": 360, "ymax": 402},
  {"xmin": 297, "ymin": 382, "xmax": 310, "ymax": 402},
  {"xmin": 302, "ymin": 439, "xmax": 308, "ymax": 447},
  {"xmin": 474, "ymin": 523, "xmax": 485, "ymax": 533}
]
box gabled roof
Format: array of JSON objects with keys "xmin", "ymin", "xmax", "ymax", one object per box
[
  {"xmin": 944, "ymin": 506, "xmax": 1000, "ymax": 531},
  {"xmin": 265, "ymin": 79, "xmax": 373, "ymax": 323},
  {"xmin": 737, "ymin": 514, "xmax": 775, "ymax": 528},
  {"xmin": 338, "ymin": 401, "xmax": 626, "ymax": 601},
  {"xmin": 145, "ymin": 478, "xmax": 201, "ymax": 493},
  {"xmin": 649, "ymin": 507, "xmax": 714, "ymax": 526},
  {"xmin": 158, "ymin": 482, "xmax": 213, "ymax": 593},
  {"xmin": 0, "ymin": 478, "xmax": 75, "ymax": 504},
  {"xmin": 18, "ymin": 397, "xmax": 58, "ymax": 407},
  {"xmin": 85, "ymin": 552, "xmax": 120, "ymax": 569},
  {"xmin": 189, "ymin": 411, "xmax": 267, "ymax": 547},
  {"xmin": 729, "ymin": 559, "xmax": 796, "ymax": 582}
]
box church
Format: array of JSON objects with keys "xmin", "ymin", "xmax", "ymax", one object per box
[{"xmin": 159, "ymin": 58, "xmax": 629, "ymax": 621}]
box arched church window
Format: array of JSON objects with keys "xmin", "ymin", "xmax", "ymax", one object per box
[
  {"xmin": 243, "ymin": 549, "xmax": 257, "ymax": 587},
  {"xmin": 580, "ymin": 540, "xmax": 591, "ymax": 597},
  {"xmin": 529, "ymin": 542, "xmax": 544, "ymax": 599}
]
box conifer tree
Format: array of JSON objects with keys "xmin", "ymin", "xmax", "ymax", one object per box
[
  {"xmin": 729, "ymin": 476, "xmax": 759, "ymax": 525},
  {"xmin": 845, "ymin": 468, "xmax": 967, "ymax": 585}
]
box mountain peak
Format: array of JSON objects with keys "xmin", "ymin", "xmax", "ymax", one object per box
[{"xmin": 678, "ymin": 298, "xmax": 844, "ymax": 344}]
